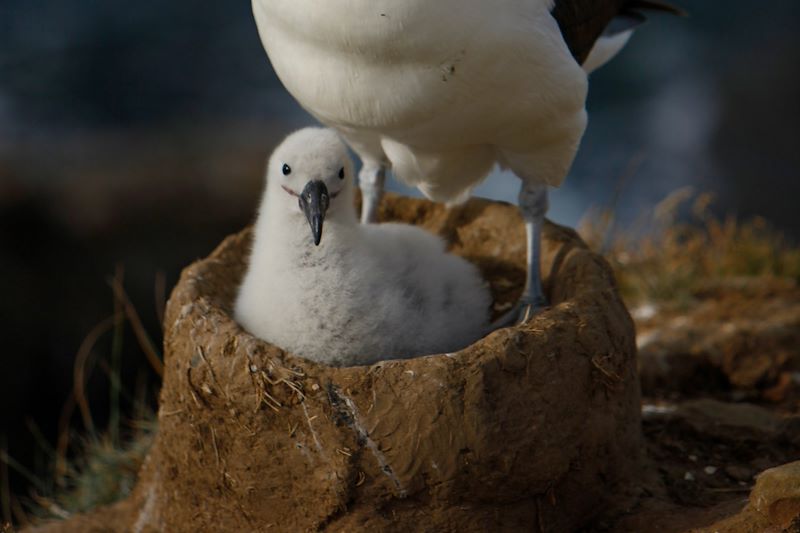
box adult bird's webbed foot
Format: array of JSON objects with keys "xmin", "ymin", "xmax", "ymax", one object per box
[
  {"xmin": 490, "ymin": 294, "xmax": 549, "ymax": 330},
  {"xmin": 516, "ymin": 293, "xmax": 549, "ymax": 323}
]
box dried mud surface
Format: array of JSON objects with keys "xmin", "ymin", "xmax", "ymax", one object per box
[{"xmin": 30, "ymin": 194, "xmax": 642, "ymax": 532}]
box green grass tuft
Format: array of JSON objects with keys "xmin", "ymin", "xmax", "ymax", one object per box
[
  {"xmin": 1, "ymin": 273, "xmax": 162, "ymax": 527},
  {"xmin": 48, "ymin": 420, "xmax": 156, "ymax": 518}
]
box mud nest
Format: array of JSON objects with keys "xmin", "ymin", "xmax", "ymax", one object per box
[{"xmin": 45, "ymin": 195, "xmax": 642, "ymax": 532}]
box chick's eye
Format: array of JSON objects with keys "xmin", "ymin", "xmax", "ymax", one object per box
[
  {"xmin": 282, "ymin": 163, "xmax": 291, "ymax": 176},
  {"xmin": 338, "ymin": 167, "xmax": 345, "ymax": 179}
]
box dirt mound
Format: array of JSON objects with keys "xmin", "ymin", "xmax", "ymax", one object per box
[{"xmin": 34, "ymin": 195, "xmax": 641, "ymax": 532}]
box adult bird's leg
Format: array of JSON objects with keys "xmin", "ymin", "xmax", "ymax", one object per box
[
  {"xmin": 359, "ymin": 163, "xmax": 386, "ymax": 223},
  {"xmin": 493, "ymin": 181, "xmax": 549, "ymax": 328}
]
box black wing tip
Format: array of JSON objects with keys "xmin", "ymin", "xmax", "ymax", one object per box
[{"xmin": 626, "ymin": 0, "xmax": 689, "ymax": 18}]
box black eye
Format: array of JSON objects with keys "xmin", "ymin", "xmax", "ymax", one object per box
[
  {"xmin": 282, "ymin": 163, "xmax": 291, "ymax": 176},
  {"xmin": 338, "ymin": 167, "xmax": 345, "ymax": 179}
]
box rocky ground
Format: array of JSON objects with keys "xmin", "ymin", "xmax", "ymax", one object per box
[{"xmin": 606, "ymin": 278, "xmax": 800, "ymax": 532}]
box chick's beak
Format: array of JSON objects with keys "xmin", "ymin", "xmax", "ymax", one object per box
[{"xmin": 298, "ymin": 180, "xmax": 330, "ymax": 246}]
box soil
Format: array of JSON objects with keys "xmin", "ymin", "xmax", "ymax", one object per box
[
  {"xmin": 26, "ymin": 194, "xmax": 800, "ymax": 532},
  {"xmin": 612, "ymin": 278, "xmax": 800, "ymax": 532}
]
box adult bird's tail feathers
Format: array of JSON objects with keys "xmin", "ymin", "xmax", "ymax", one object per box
[
  {"xmin": 552, "ymin": 0, "xmax": 686, "ymax": 69},
  {"xmin": 624, "ymin": 0, "xmax": 688, "ymax": 18},
  {"xmin": 608, "ymin": 1, "xmax": 688, "ymax": 37}
]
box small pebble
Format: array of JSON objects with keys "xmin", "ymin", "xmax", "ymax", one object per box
[
  {"xmin": 684, "ymin": 471, "xmax": 695, "ymax": 481},
  {"xmin": 704, "ymin": 466, "xmax": 717, "ymax": 475},
  {"xmin": 688, "ymin": 455, "xmax": 698, "ymax": 462},
  {"xmin": 632, "ymin": 303, "xmax": 657, "ymax": 320}
]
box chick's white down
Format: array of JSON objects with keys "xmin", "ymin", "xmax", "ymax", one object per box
[{"xmin": 235, "ymin": 128, "xmax": 491, "ymax": 366}]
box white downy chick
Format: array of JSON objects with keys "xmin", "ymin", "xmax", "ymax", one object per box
[{"xmin": 235, "ymin": 127, "xmax": 491, "ymax": 366}]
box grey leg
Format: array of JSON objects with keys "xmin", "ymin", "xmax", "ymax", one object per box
[
  {"xmin": 518, "ymin": 181, "xmax": 549, "ymax": 320},
  {"xmin": 359, "ymin": 164, "xmax": 386, "ymax": 224},
  {"xmin": 493, "ymin": 181, "xmax": 549, "ymax": 327}
]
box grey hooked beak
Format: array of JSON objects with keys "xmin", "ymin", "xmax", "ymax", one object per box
[{"xmin": 298, "ymin": 180, "xmax": 330, "ymax": 246}]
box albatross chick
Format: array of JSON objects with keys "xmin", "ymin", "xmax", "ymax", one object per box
[{"xmin": 235, "ymin": 128, "xmax": 491, "ymax": 366}]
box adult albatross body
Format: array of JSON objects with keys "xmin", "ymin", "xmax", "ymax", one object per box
[{"xmin": 252, "ymin": 0, "xmax": 681, "ymax": 322}]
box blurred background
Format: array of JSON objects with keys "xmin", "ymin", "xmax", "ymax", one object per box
[{"xmin": 1, "ymin": 0, "xmax": 798, "ymax": 506}]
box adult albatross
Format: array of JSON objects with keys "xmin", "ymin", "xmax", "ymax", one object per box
[{"xmin": 251, "ymin": 0, "xmax": 682, "ymax": 323}]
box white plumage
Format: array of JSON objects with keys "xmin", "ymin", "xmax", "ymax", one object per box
[
  {"xmin": 250, "ymin": 0, "xmax": 643, "ymax": 322},
  {"xmin": 235, "ymin": 128, "xmax": 491, "ymax": 366},
  {"xmin": 253, "ymin": 0, "xmax": 588, "ymax": 202}
]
